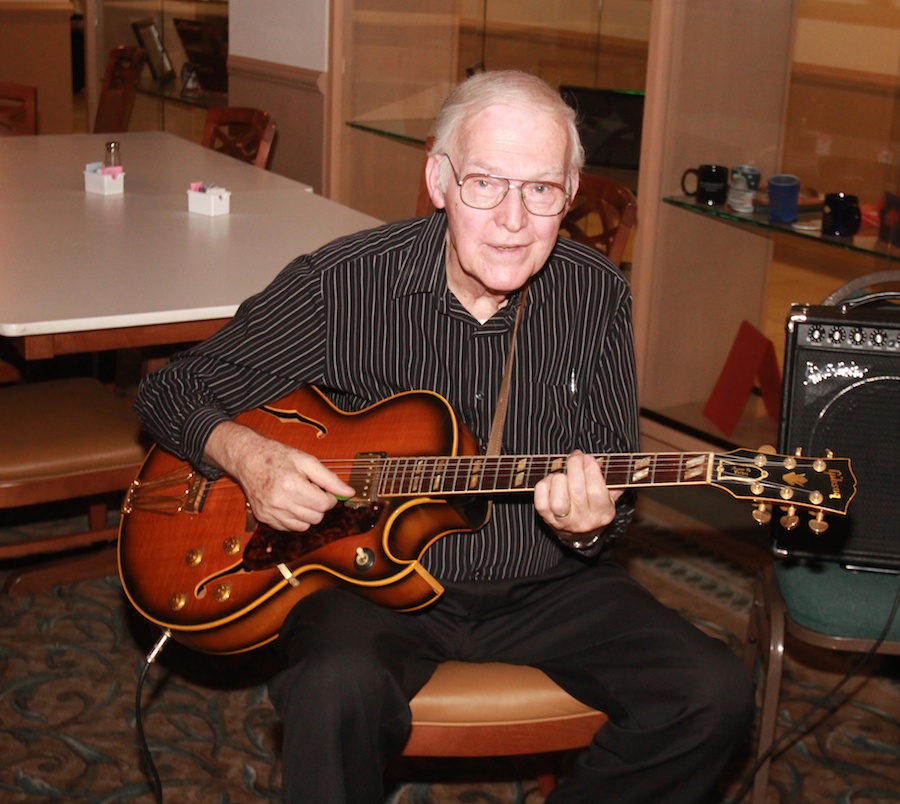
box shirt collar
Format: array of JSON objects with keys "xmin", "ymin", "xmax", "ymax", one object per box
[{"xmin": 392, "ymin": 212, "xmax": 528, "ymax": 326}]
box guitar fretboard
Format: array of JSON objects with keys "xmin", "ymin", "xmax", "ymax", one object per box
[{"xmin": 373, "ymin": 452, "xmax": 713, "ymax": 497}]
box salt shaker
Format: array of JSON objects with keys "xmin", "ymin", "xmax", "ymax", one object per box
[{"xmin": 105, "ymin": 141, "xmax": 121, "ymax": 168}]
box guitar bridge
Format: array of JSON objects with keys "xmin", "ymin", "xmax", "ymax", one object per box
[{"xmin": 345, "ymin": 452, "xmax": 385, "ymax": 508}]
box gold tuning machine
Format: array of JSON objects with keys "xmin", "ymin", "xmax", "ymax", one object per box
[
  {"xmin": 752, "ymin": 502, "xmax": 771, "ymax": 525},
  {"xmin": 808, "ymin": 510, "xmax": 829, "ymax": 535},
  {"xmin": 779, "ymin": 505, "xmax": 799, "ymax": 531}
]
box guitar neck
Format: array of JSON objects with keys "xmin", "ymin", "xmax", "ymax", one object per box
[
  {"xmin": 375, "ymin": 451, "xmax": 712, "ymax": 497},
  {"xmin": 363, "ymin": 447, "xmax": 854, "ymax": 516}
]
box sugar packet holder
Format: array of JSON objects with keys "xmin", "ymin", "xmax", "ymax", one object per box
[
  {"xmin": 84, "ymin": 162, "xmax": 125, "ymax": 195},
  {"xmin": 188, "ymin": 182, "xmax": 231, "ymax": 216}
]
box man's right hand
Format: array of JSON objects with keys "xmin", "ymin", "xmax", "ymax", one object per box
[{"xmin": 203, "ymin": 421, "xmax": 356, "ymax": 532}]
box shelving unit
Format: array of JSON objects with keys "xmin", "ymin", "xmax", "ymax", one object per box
[
  {"xmin": 86, "ymin": 0, "xmax": 228, "ymax": 140},
  {"xmin": 331, "ymin": 0, "xmax": 647, "ymax": 221},
  {"xmin": 630, "ymin": 0, "xmax": 900, "ymax": 454}
]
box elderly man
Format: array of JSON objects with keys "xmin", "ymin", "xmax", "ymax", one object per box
[{"xmin": 136, "ymin": 70, "xmax": 754, "ymax": 803}]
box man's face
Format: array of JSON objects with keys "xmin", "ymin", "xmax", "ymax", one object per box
[{"xmin": 427, "ymin": 103, "xmax": 577, "ymax": 312}]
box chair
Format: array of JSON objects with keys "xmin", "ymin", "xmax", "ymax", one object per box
[
  {"xmin": 94, "ymin": 45, "xmax": 147, "ymax": 134},
  {"xmin": 403, "ymin": 660, "xmax": 608, "ymax": 795},
  {"xmin": 0, "ymin": 378, "xmax": 146, "ymax": 595},
  {"xmin": 200, "ymin": 107, "xmax": 276, "ymax": 169},
  {"xmin": 742, "ymin": 564, "xmax": 900, "ymax": 804},
  {"xmin": 0, "ymin": 82, "xmax": 37, "ymax": 136},
  {"xmin": 559, "ymin": 172, "xmax": 637, "ymax": 267}
]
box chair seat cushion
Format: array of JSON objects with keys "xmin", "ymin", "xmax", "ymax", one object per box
[
  {"xmin": 404, "ymin": 661, "xmax": 607, "ymax": 757},
  {"xmin": 411, "ymin": 661, "xmax": 599, "ymax": 725},
  {"xmin": 776, "ymin": 561, "xmax": 900, "ymax": 641},
  {"xmin": 0, "ymin": 378, "xmax": 145, "ymax": 482}
]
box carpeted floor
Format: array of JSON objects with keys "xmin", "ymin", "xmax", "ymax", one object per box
[{"xmin": 1, "ymin": 494, "xmax": 898, "ymax": 803}]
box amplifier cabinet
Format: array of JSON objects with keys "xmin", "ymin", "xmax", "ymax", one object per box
[{"xmin": 774, "ymin": 302, "xmax": 900, "ymax": 572}]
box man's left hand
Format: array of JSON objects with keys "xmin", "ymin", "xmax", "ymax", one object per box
[{"xmin": 533, "ymin": 450, "xmax": 621, "ymax": 543}]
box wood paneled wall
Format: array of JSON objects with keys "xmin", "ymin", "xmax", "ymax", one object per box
[{"xmin": 0, "ymin": 2, "xmax": 74, "ymax": 134}]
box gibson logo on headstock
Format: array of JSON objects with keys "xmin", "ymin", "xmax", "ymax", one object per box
[{"xmin": 827, "ymin": 469, "xmax": 845, "ymax": 500}]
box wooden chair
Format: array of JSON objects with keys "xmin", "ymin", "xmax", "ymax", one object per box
[
  {"xmin": 0, "ymin": 378, "xmax": 146, "ymax": 595},
  {"xmin": 94, "ymin": 45, "xmax": 147, "ymax": 134},
  {"xmin": 743, "ymin": 563, "xmax": 900, "ymax": 804},
  {"xmin": 0, "ymin": 82, "xmax": 37, "ymax": 136},
  {"xmin": 200, "ymin": 107, "xmax": 277, "ymax": 169},
  {"xmin": 404, "ymin": 660, "xmax": 608, "ymax": 795},
  {"xmin": 560, "ymin": 172, "xmax": 637, "ymax": 267}
]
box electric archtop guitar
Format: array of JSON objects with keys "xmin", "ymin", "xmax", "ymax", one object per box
[{"xmin": 118, "ymin": 385, "xmax": 857, "ymax": 655}]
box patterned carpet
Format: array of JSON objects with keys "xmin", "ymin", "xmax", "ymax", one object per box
[{"xmin": 1, "ymin": 497, "xmax": 898, "ymax": 803}]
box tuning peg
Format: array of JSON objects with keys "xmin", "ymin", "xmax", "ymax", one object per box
[
  {"xmin": 752, "ymin": 502, "xmax": 771, "ymax": 525},
  {"xmin": 779, "ymin": 505, "xmax": 799, "ymax": 530},
  {"xmin": 808, "ymin": 511, "xmax": 829, "ymax": 535}
]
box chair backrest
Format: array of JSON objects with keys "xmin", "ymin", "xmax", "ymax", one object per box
[
  {"xmin": 559, "ymin": 172, "xmax": 638, "ymax": 267},
  {"xmin": 200, "ymin": 107, "xmax": 276, "ymax": 169},
  {"xmin": 0, "ymin": 82, "xmax": 37, "ymax": 136},
  {"xmin": 94, "ymin": 46, "xmax": 147, "ymax": 134}
]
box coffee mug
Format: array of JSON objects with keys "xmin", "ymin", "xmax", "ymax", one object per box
[
  {"xmin": 681, "ymin": 164, "xmax": 728, "ymax": 206},
  {"xmin": 879, "ymin": 191, "xmax": 900, "ymax": 247},
  {"xmin": 822, "ymin": 192, "xmax": 861, "ymax": 238},
  {"xmin": 767, "ymin": 174, "xmax": 801, "ymax": 223},
  {"xmin": 727, "ymin": 165, "xmax": 761, "ymax": 213}
]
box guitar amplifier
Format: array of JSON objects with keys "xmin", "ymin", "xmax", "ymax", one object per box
[{"xmin": 774, "ymin": 301, "xmax": 900, "ymax": 572}]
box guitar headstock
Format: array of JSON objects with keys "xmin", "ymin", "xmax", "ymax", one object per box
[{"xmin": 711, "ymin": 447, "xmax": 857, "ymax": 534}]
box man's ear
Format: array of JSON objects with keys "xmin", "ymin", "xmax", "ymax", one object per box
[
  {"xmin": 565, "ymin": 170, "xmax": 581, "ymax": 212},
  {"xmin": 425, "ymin": 153, "xmax": 448, "ymax": 210}
]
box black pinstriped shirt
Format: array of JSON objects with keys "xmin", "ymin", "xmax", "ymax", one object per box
[{"xmin": 135, "ymin": 212, "xmax": 639, "ymax": 582}]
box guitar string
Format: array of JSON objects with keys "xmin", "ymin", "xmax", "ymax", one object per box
[{"xmin": 176, "ymin": 453, "xmax": 846, "ymax": 513}]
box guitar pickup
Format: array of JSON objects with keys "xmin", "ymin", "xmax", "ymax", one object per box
[{"xmin": 345, "ymin": 452, "xmax": 386, "ymax": 508}]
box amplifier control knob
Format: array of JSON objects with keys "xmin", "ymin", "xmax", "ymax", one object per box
[
  {"xmin": 829, "ymin": 327, "xmax": 844, "ymax": 344},
  {"xmin": 808, "ymin": 325, "xmax": 825, "ymax": 343},
  {"xmin": 850, "ymin": 328, "xmax": 865, "ymax": 345},
  {"xmin": 871, "ymin": 329, "xmax": 887, "ymax": 346}
]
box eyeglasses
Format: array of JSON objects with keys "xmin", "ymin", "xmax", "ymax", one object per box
[{"xmin": 443, "ymin": 154, "xmax": 570, "ymax": 217}]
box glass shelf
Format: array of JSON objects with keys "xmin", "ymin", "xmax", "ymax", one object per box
[
  {"xmin": 664, "ymin": 195, "xmax": 899, "ymax": 263},
  {"xmin": 346, "ymin": 119, "xmax": 432, "ymax": 147},
  {"xmin": 136, "ymin": 77, "xmax": 227, "ymax": 110}
]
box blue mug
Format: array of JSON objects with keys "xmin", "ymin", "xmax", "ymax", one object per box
[{"xmin": 767, "ymin": 174, "xmax": 800, "ymax": 224}]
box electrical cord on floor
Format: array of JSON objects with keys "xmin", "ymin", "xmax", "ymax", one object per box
[
  {"xmin": 731, "ymin": 581, "xmax": 900, "ymax": 803},
  {"xmin": 134, "ymin": 628, "xmax": 172, "ymax": 804}
]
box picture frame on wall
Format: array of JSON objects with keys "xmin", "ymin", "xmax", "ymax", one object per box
[{"xmin": 132, "ymin": 18, "xmax": 176, "ymax": 84}]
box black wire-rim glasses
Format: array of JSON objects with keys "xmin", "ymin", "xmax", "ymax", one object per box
[{"xmin": 442, "ymin": 154, "xmax": 570, "ymax": 217}]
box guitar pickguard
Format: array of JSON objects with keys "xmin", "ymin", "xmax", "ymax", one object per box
[{"xmin": 242, "ymin": 502, "xmax": 385, "ymax": 570}]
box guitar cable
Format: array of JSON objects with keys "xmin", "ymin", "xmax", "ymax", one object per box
[
  {"xmin": 135, "ymin": 628, "xmax": 172, "ymax": 804},
  {"xmin": 731, "ymin": 580, "xmax": 900, "ymax": 802}
]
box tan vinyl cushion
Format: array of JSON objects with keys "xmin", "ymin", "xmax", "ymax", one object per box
[
  {"xmin": 405, "ymin": 661, "xmax": 607, "ymax": 757},
  {"xmin": 0, "ymin": 378, "xmax": 146, "ymax": 482},
  {"xmin": 411, "ymin": 661, "xmax": 600, "ymax": 725}
]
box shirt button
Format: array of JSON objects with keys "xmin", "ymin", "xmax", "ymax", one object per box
[{"xmin": 475, "ymin": 392, "xmax": 484, "ymax": 401}]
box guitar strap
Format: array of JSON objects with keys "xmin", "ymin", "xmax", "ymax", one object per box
[{"xmin": 486, "ymin": 284, "xmax": 528, "ymax": 457}]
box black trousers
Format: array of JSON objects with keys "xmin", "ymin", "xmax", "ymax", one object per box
[{"xmin": 267, "ymin": 559, "xmax": 755, "ymax": 803}]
